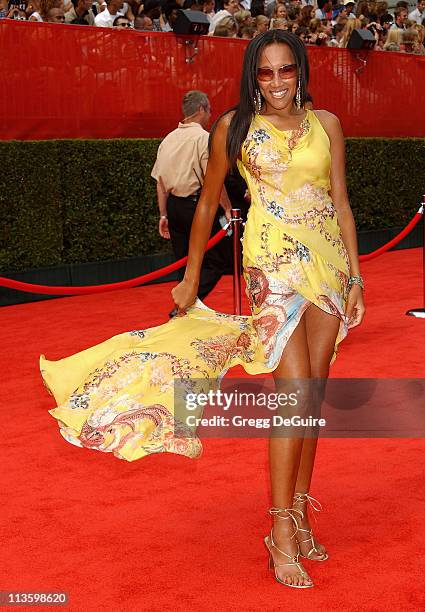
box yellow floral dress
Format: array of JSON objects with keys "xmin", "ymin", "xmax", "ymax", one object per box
[{"xmin": 40, "ymin": 109, "xmax": 350, "ymax": 462}]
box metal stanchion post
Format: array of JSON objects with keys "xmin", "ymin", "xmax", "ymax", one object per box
[
  {"xmin": 231, "ymin": 208, "xmax": 242, "ymax": 315},
  {"xmin": 406, "ymin": 194, "xmax": 425, "ymax": 318}
]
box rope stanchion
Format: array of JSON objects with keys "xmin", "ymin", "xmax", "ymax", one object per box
[
  {"xmin": 359, "ymin": 206, "xmax": 423, "ymax": 262},
  {"xmin": 231, "ymin": 209, "xmax": 243, "ymax": 315},
  {"xmin": 406, "ymin": 195, "xmax": 425, "ymax": 318},
  {"xmin": 0, "ymin": 225, "xmax": 229, "ymax": 296}
]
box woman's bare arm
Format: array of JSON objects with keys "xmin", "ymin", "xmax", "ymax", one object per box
[{"xmin": 171, "ymin": 113, "xmax": 233, "ymax": 310}]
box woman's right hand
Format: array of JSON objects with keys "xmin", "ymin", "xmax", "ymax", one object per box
[{"xmin": 171, "ymin": 278, "xmax": 198, "ymax": 313}]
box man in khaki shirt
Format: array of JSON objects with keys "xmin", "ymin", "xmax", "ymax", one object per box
[{"xmin": 151, "ymin": 90, "xmax": 231, "ymax": 316}]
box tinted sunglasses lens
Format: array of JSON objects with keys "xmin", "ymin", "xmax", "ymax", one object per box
[
  {"xmin": 257, "ymin": 68, "xmax": 273, "ymax": 81},
  {"xmin": 279, "ymin": 64, "xmax": 297, "ymax": 78},
  {"xmin": 257, "ymin": 65, "xmax": 297, "ymax": 81}
]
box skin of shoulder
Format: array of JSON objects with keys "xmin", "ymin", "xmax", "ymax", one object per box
[
  {"xmin": 208, "ymin": 110, "xmax": 237, "ymax": 172},
  {"xmin": 212, "ymin": 110, "xmax": 236, "ymax": 141},
  {"xmin": 312, "ymin": 109, "xmax": 343, "ymax": 142}
]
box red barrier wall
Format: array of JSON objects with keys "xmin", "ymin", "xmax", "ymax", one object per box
[{"xmin": 1, "ymin": 20, "xmax": 424, "ymax": 140}]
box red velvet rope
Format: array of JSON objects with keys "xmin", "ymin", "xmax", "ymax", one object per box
[
  {"xmin": 0, "ymin": 209, "xmax": 423, "ymax": 295},
  {"xmin": 358, "ymin": 210, "xmax": 423, "ymax": 262},
  {"xmin": 0, "ymin": 227, "xmax": 228, "ymax": 296}
]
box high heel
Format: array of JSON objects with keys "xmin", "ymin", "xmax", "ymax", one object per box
[
  {"xmin": 264, "ymin": 507, "xmax": 314, "ymax": 589},
  {"xmin": 293, "ymin": 492, "xmax": 329, "ymax": 561}
]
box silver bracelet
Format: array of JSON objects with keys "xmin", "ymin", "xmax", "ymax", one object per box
[
  {"xmin": 160, "ymin": 215, "xmax": 167, "ymax": 220},
  {"xmin": 348, "ymin": 275, "xmax": 364, "ymax": 290}
]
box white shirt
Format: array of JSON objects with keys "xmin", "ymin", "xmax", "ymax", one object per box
[
  {"xmin": 408, "ymin": 8, "xmax": 424, "ymax": 24},
  {"xmin": 208, "ymin": 9, "xmax": 231, "ymax": 33},
  {"xmin": 94, "ymin": 3, "xmax": 128, "ymax": 27}
]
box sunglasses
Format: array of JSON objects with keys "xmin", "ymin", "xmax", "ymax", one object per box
[{"xmin": 257, "ymin": 63, "xmax": 297, "ymax": 82}]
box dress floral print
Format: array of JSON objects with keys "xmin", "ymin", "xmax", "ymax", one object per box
[{"xmin": 41, "ymin": 110, "xmax": 350, "ymax": 462}]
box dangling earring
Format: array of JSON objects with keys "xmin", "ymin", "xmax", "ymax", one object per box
[
  {"xmin": 254, "ymin": 89, "xmax": 262, "ymax": 114},
  {"xmin": 296, "ymin": 77, "xmax": 302, "ymax": 110}
]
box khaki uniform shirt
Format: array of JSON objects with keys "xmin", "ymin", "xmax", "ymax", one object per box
[{"xmin": 151, "ymin": 122, "xmax": 209, "ymax": 198}]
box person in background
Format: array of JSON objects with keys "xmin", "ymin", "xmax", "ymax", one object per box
[
  {"xmin": 286, "ymin": 3, "xmax": 300, "ymax": 24},
  {"xmin": 408, "ymin": 0, "xmax": 425, "ymax": 25},
  {"xmin": 355, "ymin": 0, "xmax": 370, "ymax": 18},
  {"xmin": 298, "ymin": 3, "xmax": 313, "ymax": 26},
  {"xmin": 269, "ymin": 16, "xmax": 288, "ymax": 29},
  {"xmin": 142, "ymin": 0, "xmax": 161, "ymax": 30},
  {"xmin": 200, "ymin": 0, "xmax": 215, "ymax": 24},
  {"xmin": 239, "ymin": 23, "xmax": 255, "ymax": 36},
  {"xmin": 160, "ymin": 1, "xmax": 180, "ymax": 30},
  {"xmin": 5, "ymin": 0, "xmax": 27, "ymax": 18},
  {"xmin": 339, "ymin": 16, "xmax": 361, "ymax": 46},
  {"xmin": 343, "ymin": 0, "xmax": 356, "ymax": 19},
  {"xmin": 29, "ymin": 0, "xmax": 61, "ymax": 20},
  {"xmin": 45, "ymin": 5, "xmax": 65, "ymax": 19},
  {"xmin": 213, "ymin": 14, "xmax": 238, "ymax": 35},
  {"xmin": 383, "ymin": 25, "xmax": 402, "ymax": 48},
  {"xmin": 328, "ymin": 21, "xmax": 345, "ymax": 45},
  {"xmin": 332, "ymin": 5, "xmax": 349, "ymax": 25},
  {"xmin": 94, "ymin": 0, "xmax": 123, "ymax": 25},
  {"xmin": 151, "ymin": 90, "xmax": 232, "ymax": 317},
  {"xmin": 271, "ymin": 2, "xmax": 287, "ymax": 19},
  {"xmin": 375, "ymin": 0, "xmax": 388, "ymax": 21},
  {"xmin": 394, "ymin": 0, "xmax": 408, "ymax": 9},
  {"xmin": 134, "ymin": 11, "xmax": 152, "ymax": 29},
  {"xmin": 390, "ymin": 6, "xmax": 407, "ymax": 29},
  {"xmin": 294, "ymin": 24, "xmax": 309, "ymax": 40},
  {"xmin": 379, "ymin": 11, "xmax": 393, "ymax": 30},
  {"xmin": 208, "ymin": 0, "xmax": 238, "ymax": 33},
  {"xmin": 315, "ymin": 0, "xmax": 332, "ymax": 20},
  {"xmin": 65, "ymin": 0, "xmax": 94, "ymax": 23},
  {"xmin": 255, "ymin": 13, "xmax": 269, "ymax": 32},
  {"xmin": 401, "ymin": 26, "xmax": 424, "ymax": 52},
  {"xmin": 113, "ymin": 12, "xmax": 131, "ymax": 25},
  {"xmin": 250, "ymin": 0, "xmax": 265, "ymax": 18},
  {"xmin": 0, "ymin": 0, "xmax": 8, "ymax": 18},
  {"xmin": 234, "ymin": 8, "xmax": 252, "ymax": 29},
  {"xmin": 213, "ymin": 20, "xmax": 233, "ymax": 34}
]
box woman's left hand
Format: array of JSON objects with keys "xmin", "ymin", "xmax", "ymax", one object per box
[{"xmin": 345, "ymin": 284, "xmax": 365, "ymax": 329}]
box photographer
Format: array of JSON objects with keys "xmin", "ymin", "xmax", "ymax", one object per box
[
  {"xmin": 366, "ymin": 20, "xmax": 384, "ymax": 47},
  {"xmin": 0, "ymin": 0, "xmax": 8, "ymax": 18},
  {"xmin": 6, "ymin": 0, "xmax": 27, "ymax": 19}
]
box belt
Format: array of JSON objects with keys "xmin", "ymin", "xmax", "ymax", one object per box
[{"xmin": 170, "ymin": 191, "xmax": 200, "ymax": 202}]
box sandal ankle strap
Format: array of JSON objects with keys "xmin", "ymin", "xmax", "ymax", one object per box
[
  {"xmin": 268, "ymin": 507, "xmax": 304, "ymax": 546},
  {"xmin": 269, "ymin": 507, "xmax": 304, "ymax": 524},
  {"xmin": 293, "ymin": 493, "xmax": 323, "ymax": 521}
]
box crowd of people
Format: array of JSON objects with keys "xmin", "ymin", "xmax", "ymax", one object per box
[{"xmin": 1, "ymin": 0, "xmax": 424, "ymax": 53}]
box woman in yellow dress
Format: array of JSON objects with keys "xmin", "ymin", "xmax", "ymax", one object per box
[{"xmin": 41, "ymin": 31, "xmax": 365, "ymax": 589}]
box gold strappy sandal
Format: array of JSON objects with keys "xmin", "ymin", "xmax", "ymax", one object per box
[
  {"xmin": 293, "ymin": 492, "xmax": 328, "ymax": 561},
  {"xmin": 264, "ymin": 507, "xmax": 314, "ymax": 589}
]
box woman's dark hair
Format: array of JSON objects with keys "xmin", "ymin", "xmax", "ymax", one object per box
[{"xmin": 210, "ymin": 30, "xmax": 310, "ymax": 167}]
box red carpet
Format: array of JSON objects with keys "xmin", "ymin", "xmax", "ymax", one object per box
[{"xmin": 1, "ymin": 248, "xmax": 424, "ymax": 611}]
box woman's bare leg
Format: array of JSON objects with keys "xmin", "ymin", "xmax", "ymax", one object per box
[
  {"xmin": 268, "ymin": 313, "xmax": 313, "ymax": 586},
  {"xmin": 293, "ymin": 304, "xmax": 340, "ymax": 559}
]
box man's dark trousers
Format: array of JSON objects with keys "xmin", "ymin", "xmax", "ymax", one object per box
[{"xmin": 166, "ymin": 193, "xmax": 226, "ymax": 300}]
